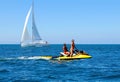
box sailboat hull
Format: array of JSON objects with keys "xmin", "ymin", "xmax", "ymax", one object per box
[{"xmin": 21, "ymin": 41, "xmax": 47, "ymax": 47}]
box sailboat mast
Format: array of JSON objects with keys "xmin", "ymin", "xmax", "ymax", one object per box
[
  {"xmin": 32, "ymin": 0, "xmax": 34, "ymax": 42},
  {"xmin": 32, "ymin": 0, "xmax": 34, "ymax": 29}
]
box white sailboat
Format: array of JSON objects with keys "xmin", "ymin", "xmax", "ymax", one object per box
[{"xmin": 21, "ymin": 1, "xmax": 47, "ymax": 47}]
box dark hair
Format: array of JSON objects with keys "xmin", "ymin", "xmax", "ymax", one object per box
[{"xmin": 64, "ymin": 43, "xmax": 66, "ymax": 46}]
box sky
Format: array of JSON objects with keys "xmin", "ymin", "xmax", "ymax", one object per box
[{"xmin": 0, "ymin": 0, "xmax": 120, "ymax": 44}]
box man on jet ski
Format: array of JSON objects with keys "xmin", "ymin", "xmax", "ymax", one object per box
[{"xmin": 70, "ymin": 39, "xmax": 75, "ymax": 57}]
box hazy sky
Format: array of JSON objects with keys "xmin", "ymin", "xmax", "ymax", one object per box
[{"xmin": 0, "ymin": 0, "xmax": 120, "ymax": 44}]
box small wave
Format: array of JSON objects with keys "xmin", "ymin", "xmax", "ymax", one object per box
[
  {"xmin": 0, "ymin": 69, "xmax": 9, "ymax": 73},
  {"xmin": 103, "ymin": 74, "xmax": 120, "ymax": 80}
]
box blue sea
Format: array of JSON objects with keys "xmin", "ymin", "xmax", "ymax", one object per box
[{"xmin": 0, "ymin": 44, "xmax": 120, "ymax": 82}]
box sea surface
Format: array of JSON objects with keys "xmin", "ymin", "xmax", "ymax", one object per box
[{"xmin": 0, "ymin": 44, "xmax": 120, "ymax": 82}]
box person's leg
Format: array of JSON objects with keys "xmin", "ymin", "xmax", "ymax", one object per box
[{"xmin": 70, "ymin": 48, "xmax": 73, "ymax": 57}]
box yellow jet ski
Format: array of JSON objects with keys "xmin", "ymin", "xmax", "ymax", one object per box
[
  {"xmin": 38, "ymin": 51, "xmax": 92, "ymax": 60},
  {"xmin": 55, "ymin": 52, "xmax": 92, "ymax": 60}
]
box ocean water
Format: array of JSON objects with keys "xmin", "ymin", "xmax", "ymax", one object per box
[{"xmin": 0, "ymin": 44, "xmax": 120, "ymax": 82}]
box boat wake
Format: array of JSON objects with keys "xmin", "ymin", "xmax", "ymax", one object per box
[{"xmin": 0, "ymin": 56, "xmax": 51, "ymax": 61}]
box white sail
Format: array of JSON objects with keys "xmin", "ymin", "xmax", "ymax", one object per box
[
  {"xmin": 21, "ymin": 0, "xmax": 47, "ymax": 47},
  {"xmin": 21, "ymin": 6, "xmax": 32, "ymax": 43},
  {"xmin": 32, "ymin": 1, "xmax": 42, "ymax": 41}
]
